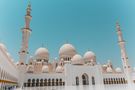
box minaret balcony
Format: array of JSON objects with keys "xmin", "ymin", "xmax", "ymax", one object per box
[{"xmin": 22, "ymin": 28, "xmax": 32, "ymax": 32}]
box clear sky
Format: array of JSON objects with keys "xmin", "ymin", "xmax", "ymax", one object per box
[{"xmin": 0, "ymin": 0, "xmax": 135, "ymax": 68}]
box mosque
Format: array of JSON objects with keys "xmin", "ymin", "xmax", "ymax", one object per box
[{"xmin": 0, "ymin": 3, "xmax": 135, "ymax": 89}]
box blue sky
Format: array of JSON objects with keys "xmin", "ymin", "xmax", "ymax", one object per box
[{"xmin": 0, "ymin": 0, "xmax": 135, "ymax": 68}]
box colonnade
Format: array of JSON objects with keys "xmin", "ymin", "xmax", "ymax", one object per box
[
  {"xmin": 24, "ymin": 78, "xmax": 65, "ymax": 87},
  {"xmin": 103, "ymin": 78, "xmax": 127, "ymax": 85}
]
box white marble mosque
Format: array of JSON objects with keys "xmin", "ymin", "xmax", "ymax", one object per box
[{"xmin": 0, "ymin": 3, "xmax": 135, "ymax": 90}]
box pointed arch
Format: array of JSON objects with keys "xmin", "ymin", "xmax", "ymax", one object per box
[
  {"xmin": 52, "ymin": 79, "xmax": 55, "ymax": 86},
  {"xmin": 27, "ymin": 79, "xmax": 31, "ymax": 87},
  {"xmin": 76, "ymin": 77, "xmax": 79, "ymax": 85},
  {"xmin": 36, "ymin": 79, "xmax": 39, "ymax": 86},
  {"xmin": 92, "ymin": 76, "xmax": 95, "ymax": 85},
  {"xmin": 40, "ymin": 79, "xmax": 43, "ymax": 86},
  {"xmin": 82, "ymin": 73, "xmax": 89, "ymax": 85},
  {"xmin": 56, "ymin": 78, "xmax": 59, "ymax": 86},
  {"xmin": 48, "ymin": 78, "xmax": 51, "ymax": 86},
  {"xmin": 32, "ymin": 79, "xmax": 35, "ymax": 87},
  {"xmin": 44, "ymin": 79, "xmax": 47, "ymax": 86}
]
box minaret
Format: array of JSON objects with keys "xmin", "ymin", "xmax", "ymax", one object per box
[
  {"xmin": 116, "ymin": 22, "xmax": 132, "ymax": 85},
  {"xmin": 19, "ymin": 3, "xmax": 32, "ymax": 65},
  {"xmin": 116, "ymin": 22, "xmax": 131, "ymax": 72}
]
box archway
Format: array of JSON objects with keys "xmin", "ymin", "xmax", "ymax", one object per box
[
  {"xmin": 40, "ymin": 79, "xmax": 43, "ymax": 86},
  {"xmin": 82, "ymin": 73, "xmax": 89, "ymax": 85},
  {"xmin": 44, "ymin": 79, "xmax": 47, "ymax": 86},
  {"xmin": 76, "ymin": 77, "xmax": 79, "ymax": 85},
  {"xmin": 27, "ymin": 79, "xmax": 31, "ymax": 87},
  {"xmin": 56, "ymin": 79, "xmax": 59, "ymax": 86},
  {"xmin": 52, "ymin": 79, "xmax": 55, "ymax": 86},
  {"xmin": 32, "ymin": 79, "xmax": 35, "ymax": 87},
  {"xmin": 36, "ymin": 79, "xmax": 39, "ymax": 87},
  {"xmin": 92, "ymin": 76, "xmax": 95, "ymax": 85},
  {"xmin": 48, "ymin": 79, "xmax": 51, "ymax": 86},
  {"xmin": 59, "ymin": 79, "xmax": 62, "ymax": 86}
]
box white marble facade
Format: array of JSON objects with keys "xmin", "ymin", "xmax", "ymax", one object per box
[{"xmin": 0, "ymin": 3, "xmax": 135, "ymax": 89}]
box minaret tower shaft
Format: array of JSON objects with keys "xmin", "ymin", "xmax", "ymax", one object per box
[
  {"xmin": 116, "ymin": 22, "xmax": 130, "ymax": 72},
  {"xmin": 19, "ymin": 3, "xmax": 32, "ymax": 64},
  {"xmin": 116, "ymin": 22, "xmax": 133, "ymax": 85}
]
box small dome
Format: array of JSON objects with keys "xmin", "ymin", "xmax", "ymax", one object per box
[
  {"xmin": 84, "ymin": 51, "xmax": 96, "ymax": 60},
  {"xmin": 71, "ymin": 54, "xmax": 84, "ymax": 65},
  {"xmin": 56, "ymin": 65, "xmax": 63, "ymax": 73},
  {"xmin": 115, "ymin": 67, "xmax": 122, "ymax": 73},
  {"xmin": 106, "ymin": 67, "xmax": 113, "ymax": 73},
  {"xmin": 27, "ymin": 65, "xmax": 34, "ymax": 73},
  {"xmin": 59, "ymin": 43, "xmax": 76, "ymax": 58},
  {"xmin": 35, "ymin": 47, "xmax": 49, "ymax": 60},
  {"xmin": 0, "ymin": 43, "xmax": 7, "ymax": 51},
  {"xmin": 42, "ymin": 65, "xmax": 49, "ymax": 73}
]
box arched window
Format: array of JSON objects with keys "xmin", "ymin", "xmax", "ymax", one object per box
[
  {"xmin": 48, "ymin": 79, "xmax": 51, "ymax": 86},
  {"xmin": 36, "ymin": 79, "xmax": 39, "ymax": 86},
  {"xmin": 118, "ymin": 78, "xmax": 121, "ymax": 84},
  {"xmin": 63, "ymin": 82, "xmax": 65, "ymax": 86},
  {"xmin": 52, "ymin": 79, "xmax": 55, "ymax": 86},
  {"xmin": 24, "ymin": 83, "xmax": 27, "ymax": 87},
  {"xmin": 92, "ymin": 76, "xmax": 95, "ymax": 85},
  {"xmin": 76, "ymin": 77, "xmax": 79, "ymax": 85},
  {"xmin": 32, "ymin": 79, "xmax": 35, "ymax": 87},
  {"xmin": 123, "ymin": 78, "xmax": 126, "ymax": 84},
  {"xmin": 106, "ymin": 78, "xmax": 108, "ymax": 84},
  {"xmin": 82, "ymin": 73, "xmax": 89, "ymax": 85},
  {"xmin": 121, "ymin": 78, "xmax": 123, "ymax": 84},
  {"xmin": 56, "ymin": 79, "xmax": 59, "ymax": 86},
  {"xmin": 116, "ymin": 78, "xmax": 119, "ymax": 84},
  {"xmin": 40, "ymin": 79, "xmax": 43, "ymax": 86},
  {"xmin": 28, "ymin": 79, "xmax": 31, "ymax": 82},
  {"xmin": 113, "ymin": 78, "xmax": 116, "ymax": 84},
  {"xmin": 44, "ymin": 79, "xmax": 47, "ymax": 86},
  {"xmin": 60, "ymin": 79, "xmax": 62, "ymax": 86},
  {"xmin": 105, "ymin": 78, "xmax": 107, "ymax": 84},
  {"xmin": 28, "ymin": 79, "xmax": 31, "ymax": 87},
  {"xmin": 111, "ymin": 78, "xmax": 113, "ymax": 84},
  {"xmin": 108, "ymin": 78, "xmax": 110, "ymax": 84}
]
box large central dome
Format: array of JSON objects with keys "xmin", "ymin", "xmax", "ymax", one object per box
[
  {"xmin": 35, "ymin": 47, "xmax": 49, "ymax": 60},
  {"xmin": 59, "ymin": 43, "xmax": 76, "ymax": 59}
]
